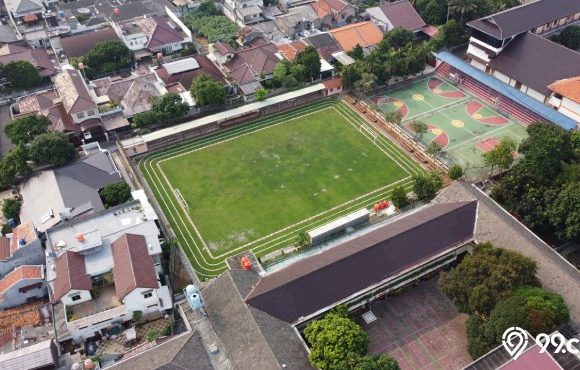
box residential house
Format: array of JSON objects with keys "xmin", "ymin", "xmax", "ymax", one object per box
[
  {"xmin": 154, "ymin": 55, "xmax": 227, "ymax": 92},
  {"xmin": 0, "ymin": 265, "xmax": 45, "ymax": 310},
  {"xmin": 274, "ymin": 5, "xmax": 321, "ymax": 38},
  {"xmin": 483, "ymin": 32, "xmax": 580, "ymax": 105},
  {"xmin": 223, "ymin": 0, "xmax": 265, "ymax": 26},
  {"xmin": 310, "ymin": 0, "xmax": 356, "ymax": 28},
  {"xmin": 3, "ymin": 0, "xmax": 45, "ymax": 26},
  {"xmin": 322, "ymin": 77, "xmax": 343, "ymax": 96},
  {"xmin": 547, "ymin": 77, "xmax": 580, "ymax": 123},
  {"xmin": 466, "ymin": 0, "xmax": 580, "ymax": 70},
  {"xmin": 46, "ymin": 199, "xmax": 170, "ymax": 343},
  {"xmin": 279, "ymin": 0, "xmax": 316, "ymax": 12},
  {"xmin": 277, "ymin": 40, "xmax": 308, "ymax": 61},
  {"xmin": 59, "ymin": 28, "xmax": 121, "ymax": 59},
  {"xmin": 236, "ymin": 26, "xmax": 265, "ymax": 46},
  {"xmin": 367, "ymin": 0, "xmax": 427, "ymax": 36},
  {"xmin": 0, "ymin": 339, "xmax": 59, "ymax": 370},
  {"xmin": 0, "ymin": 44, "xmax": 56, "ymax": 80},
  {"xmin": 210, "ymin": 41, "xmax": 282, "ymax": 98},
  {"xmin": 53, "ymin": 68, "xmax": 100, "ymax": 125},
  {"xmin": 330, "ymin": 21, "xmax": 384, "ymax": 52},
  {"xmin": 114, "ymin": 15, "xmax": 192, "ymax": 58},
  {"xmin": 304, "ymin": 32, "xmax": 341, "ymax": 61},
  {"xmin": 0, "ymin": 222, "xmax": 44, "ymax": 277},
  {"xmin": 19, "ymin": 149, "xmax": 122, "ymax": 232}
]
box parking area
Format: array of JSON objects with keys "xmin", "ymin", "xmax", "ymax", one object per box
[{"xmin": 356, "ymin": 278, "xmax": 472, "ymax": 370}]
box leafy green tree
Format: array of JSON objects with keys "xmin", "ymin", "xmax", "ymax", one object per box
[
  {"xmin": 341, "ymin": 64, "xmax": 362, "ymax": 89},
  {"xmin": 274, "ymin": 60, "xmax": 292, "ymax": 83},
  {"xmin": 382, "ymin": 28, "xmax": 414, "ymax": 49},
  {"xmin": 415, "ymin": 0, "xmax": 448, "ymax": 25},
  {"xmin": 2, "ymin": 198, "xmax": 21, "ymax": 221},
  {"xmin": 0, "ymin": 61, "xmax": 43, "ymax": 90},
  {"xmin": 354, "ymin": 73, "xmax": 377, "ymax": 96},
  {"xmin": 190, "ymin": 75, "xmax": 226, "ymax": 107},
  {"xmin": 152, "ymin": 93, "xmax": 189, "ymax": 118},
  {"xmin": 347, "ymin": 44, "xmax": 365, "ymax": 60},
  {"xmin": 132, "ymin": 111, "xmax": 160, "ymax": 128},
  {"xmin": 518, "ymin": 122, "xmax": 573, "ymax": 178},
  {"xmin": 435, "ymin": 20, "xmax": 466, "ymax": 48},
  {"xmin": 4, "ymin": 115, "xmax": 50, "ymax": 145},
  {"xmin": 99, "ymin": 182, "xmax": 132, "ymax": 208},
  {"xmin": 304, "ymin": 307, "xmax": 369, "ymax": 370},
  {"xmin": 2, "ymin": 145, "xmax": 31, "ymax": 179},
  {"xmin": 295, "ymin": 46, "xmax": 321, "ymax": 81},
  {"xmin": 482, "ymin": 137, "xmax": 516, "ymax": 176},
  {"xmin": 439, "ymin": 243, "xmax": 539, "ymax": 315},
  {"xmin": 553, "ymin": 26, "xmax": 580, "ymax": 50},
  {"xmin": 448, "ymin": 0, "xmax": 481, "ymax": 24},
  {"xmin": 29, "ymin": 132, "xmax": 75, "ymax": 166},
  {"xmin": 390, "ymin": 185, "xmax": 410, "ymax": 209},
  {"xmin": 255, "ymin": 88, "xmax": 268, "ymax": 101},
  {"xmin": 383, "ymin": 110, "xmax": 403, "ymax": 125},
  {"xmin": 84, "ymin": 40, "xmax": 133, "ymax": 77},
  {"xmin": 410, "ymin": 121, "xmax": 428, "ymax": 140},
  {"xmin": 337, "ymin": 354, "xmax": 400, "ymax": 370},
  {"xmin": 412, "ymin": 171, "xmax": 443, "ymax": 201},
  {"xmin": 180, "ymin": 45, "xmax": 197, "ymax": 57},
  {"xmin": 447, "ymin": 164, "xmax": 463, "ymax": 180},
  {"xmin": 297, "ymin": 231, "xmax": 311, "ymax": 248},
  {"xmin": 427, "ymin": 142, "xmax": 443, "ymax": 156},
  {"xmin": 546, "ymin": 181, "xmax": 580, "ymax": 241}
]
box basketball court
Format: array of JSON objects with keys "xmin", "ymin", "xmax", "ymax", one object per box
[{"xmin": 369, "ymin": 77, "xmax": 528, "ymax": 178}]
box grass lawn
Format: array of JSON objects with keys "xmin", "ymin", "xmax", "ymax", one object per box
[{"xmin": 158, "ymin": 107, "xmax": 408, "ymax": 254}]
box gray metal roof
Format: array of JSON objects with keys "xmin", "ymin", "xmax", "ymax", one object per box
[{"xmin": 0, "ymin": 339, "xmax": 58, "ymax": 370}]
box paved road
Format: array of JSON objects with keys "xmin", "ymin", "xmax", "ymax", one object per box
[{"xmin": 0, "ymin": 104, "xmax": 14, "ymax": 157}]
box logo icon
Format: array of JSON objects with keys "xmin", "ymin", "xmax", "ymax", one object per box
[{"xmin": 502, "ymin": 327, "xmax": 528, "ymax": 360}]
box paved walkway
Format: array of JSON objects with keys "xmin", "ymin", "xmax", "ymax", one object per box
[{"xmin": 0, "ymin": 104, "xmax": 14, "ymax": 157}]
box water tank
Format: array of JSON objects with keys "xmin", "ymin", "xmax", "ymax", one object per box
[
  {"xmin": 76, "ymin": 233, "xmax": 84, "ymax": 242},
  {"xmin": 185, "ymin": 285, "xmax": 204, "ymax": 310}
]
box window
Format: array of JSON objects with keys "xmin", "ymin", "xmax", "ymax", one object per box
[
  {"xmin": 71, "ymin": 294, "xmax": 82, "ymax": 301},
  {"xmin": 143, "ymin": 292, "xmax": 153, "ymax": 299},
  {"xmin": 77, "ymin": 112, "xmax": 85, "ymax": 119},
  {"xmin": 87, "ymin": 109, "xmax": 95, "ymax": 116}
]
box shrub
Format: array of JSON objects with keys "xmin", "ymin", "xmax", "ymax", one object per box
[
  {"xmin": 2, "ymin": 199, "xmax": 21, "ymax": 221},
  {"xmin": 447, "ymin": 164, "xmax": 463, "ymax": 180}
]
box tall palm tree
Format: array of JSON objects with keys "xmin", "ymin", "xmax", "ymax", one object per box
[{"xmin": 448, "ymin": 0, "xmax": 479, "ymax": 24}]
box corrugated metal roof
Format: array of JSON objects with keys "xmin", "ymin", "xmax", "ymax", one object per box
[
  {"xmin": 436, "ymin": 51, "xmax": 578, "ymax": 130},
  {"xmin": 163, "ymin": 58, "xmax": 200, "ymax": 75}
]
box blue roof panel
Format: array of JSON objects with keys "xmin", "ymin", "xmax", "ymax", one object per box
[{"xmin": 436, "ymin": 51, "xmax": 577, "ymax": 130}]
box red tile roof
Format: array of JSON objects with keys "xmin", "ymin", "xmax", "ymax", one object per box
[
  {"xmin": 330, "ymin": 22, "xmax": 384, "ymax": 52},
  {"xmin": 277, "ymin": 40, "xmax": 307, "ymax": 61},
  {"xmin": 378, "ymin": 0, "xmax": 426, "ymax": 31},
  {"xmin": 0, "ymin": 266, "xmax": 43, "ymax": 296},
  {"xmin": 548, "ymin": 76, "xmax": 580, "ymax": 104},
  {"xmin": 155, "ymin": 55, "xmax": 226, "ymax": 90},
  {"xmin": 111, "ymin": 234, "xmax": 158, "ymax": 300},
  {"xmin": 0, "ymin": 237, "xmax": 10, "ymax": 261},
  {"xmin": 10, "ymin": 222, "xmax": 37, "ymax": 255},
  {"xmin": 311, "ymin": 0, "xmax": 350, "ymax": 17},
  {"xmin": 52, "ymin": 251, "xmax": 92, "ymax": 302},
  {"xmin": 225, "ymin": 43, "xmax": 281, "ymax": 85},
  {"xmin": 322, "ymin": 77, "xmax": 343, "ymax": 90}
]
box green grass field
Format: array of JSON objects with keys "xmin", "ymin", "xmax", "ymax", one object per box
[{"xmin": 140, "ymin": 100, "xmax": 425, "ymax": 278}]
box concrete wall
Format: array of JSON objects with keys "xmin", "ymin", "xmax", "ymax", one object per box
[
  {"xmin": 0, "ymin": 239, "xmax": 44, "ymax": 277},
  {"xmin": 0, "ymin": 279, "xmax": 46, "ymax": 310},
  {"xmin": 62, "ymin": 289, "xmax": 92, "ymax": 307}
]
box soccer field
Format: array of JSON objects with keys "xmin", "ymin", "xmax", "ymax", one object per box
[{"xmin": 140, "ymin": 100, "xmax": 425, "ymax": 278}]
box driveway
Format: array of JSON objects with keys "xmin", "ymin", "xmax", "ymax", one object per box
[{"xmin": 0, "ymin": 104, "xmax": 14, "ymax": 157}]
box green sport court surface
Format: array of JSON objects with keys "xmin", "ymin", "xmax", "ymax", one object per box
[
  {"xmin": 370, "ymin": 77, "xmax": 528, "ymax": 178},
  {"xmin": 140, "ymin": 100, "xmax": 425, "ymax": 278}
]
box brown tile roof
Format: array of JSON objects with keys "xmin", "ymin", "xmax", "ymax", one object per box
[
  {"xmin": 0, "ymin": 265, "xmax": 43, "ymax": 296},
  {"xmin": 489, "ymin": 32, "xmax": 580, "ymax": 96},
  {"xmin": 111, "ymin": 234, "xmax": 158, "ymax": 300},
  {"xmin": 225, "ymin": 43, "xmax": 281, "ymax": 85},
  {"xmin": 214, "ymin": 41, "xmax": 235, "ymax": 55},
  {"xmin": 467, "ymin": 0, "xmax": 580, "ymax": 40},
  {"xmin": 276, "ymin": 40, "xmax": 307, "ymax": 61},
  {"xmin": 378, "ymin": 0, "xmax": 426, "ymax": 31},
  {"xmin": 322, "ymin": 77, "xmax": 342, "ymax": 90},
  {"xmin": 138, "ymin": 16, "xmax": 186, "ymax": 49},
  {"xmin": 10, "ymin": 221, "xmax": 37, "ymax": 255},
  {"xmin": 0, "ymin": 44, "xmax": 56, "ymax": 77},
  {"xmin": 52, "ymin": 251, "xmax": 92, "ymax": 302},
  {"xmin": 245, "ymin": 201, "xmax": 477, "ymax": 323},
  {"xmin": 53, "ymin": 69, "xmax": 97, "ymax": 115},
  {"xmin": 548, "ymin": 76, "xmax": 580, "ymax": 104},
  {"xmin": 155, "ymin": 55, "xmax": 226, "ymax": 90},
  {"xmin": 60, "ymin": 28, "xmax": 120, "ymax": 58},
  {"xmin": 0, "ymin": 237, "xmax": 10, "ymax": 261},
  {"xmin": 94, "ymin": 73, "xmax": 161, "ymax": 114},
  {"xmin": 330, "ymin": 21, "xmax": 384, "ymax": 52},
  {"xmin": 311, "ymin": 0, "xmax": 349, "ymax": 17}
]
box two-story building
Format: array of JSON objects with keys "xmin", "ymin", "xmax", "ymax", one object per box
[
  {"xmin": 0, "ymin": 222, "xmax": 44, "ymax": 277},
  {"xmin": 223, "ymin": 0, "xmax": 265, "ymax": 26},
  {"xmin": 310, "ymin": 0, "xmax": 356, "ymax": 28},
  {"xmin": 367, "ymin": 0, "xmax": 427, "ymax": 37},
  {"xmin": 274, "ymin": 5, "xmax": 322, "ymax": 38},
  {"xmin": 547, "ymin": 77, "xmax": 580, "ymax": 124},
  {"xmin": 0, "ymin": 265, "xmax": 46, "ymax": 310},
  {"xmin": 46, "ymin": 199, "xmax": 171, "ymax": 343}
]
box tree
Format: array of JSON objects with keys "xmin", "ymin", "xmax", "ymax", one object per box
[
  {"xmin": 413, "ymin": 171, "xmax": 443, "ymax": 201},
  {"xmin": 29, "ymin": 132, "xmax": 75, "ymax": 166},
  {"xmin": 338, "ymin": 354, "xmax": 400, "ymax": 370},
  {"xmin": 4, "ymin": 115, "xmax": 50, "ymax": 145},
  {"xmin": 427, "ymin": 142, "xmax": 443, "ymax": 156},
  {"xmin": 2, "ymin": 198, "xmax": 21, "ymax": 221},
  {"xmin": 0, "ymin": 61, "xmax": 43, "ymax": 90},
  {"xmin": 295, "ymin": 46, "xmax": 321, "ymax": 81},
  {"xmin": 341, "ymin": 64, "xmax": 362, "ymax": 89},
  {"xmin": 447, "ymin": 164, "xmax": 463, "ymax": 180},
  {"xmin": 518, "ymin": 122, "xmax": 573, "ymax": 178},
  {"xmin": 190, "ymin": 75, "xmax": 226, "ymax": 107},
  {"xmin": 382, "ymin": 28, "xmax": 414, "ymax": 49},
  {"xmin": 409, "ymin": 121, "xmax": 428, "ymax": 140},
  {"xmin": 439, "ymin": 243, "xmax": 539, "ymax": 315},
  {"xmin": 151, "ymin": 93, "xmax": 189, "ymax": 119},
  {"xmin": 132, "ymin": 111, "xmax": 160, "ymax": 128},
  {"xmin": 435, "ymin": 20, "xmax": 466, "ymax": 48},
  {"xmin": 2, "ymin": 145, "xmax": 31, "ymax": 179},
  {"xmin": 304, "ymin": 306, "xmax": 369, "ymax": 370},
  {"xmin": 448, "ymin": 0, "xmax": 480, "ymax": 24},
  {"xmin": 255, "ymin": 88, "xmax": 268, "ymax": 101},
  {"xmin": 384, "ymin": 110, "xmax": 403, "ymax": 125},
  {"xmin": 84, "ymin": 40, "xmax": 133, "ymax": 77},
  {"xmin": 390, "ymin": 186, "xmax": 409, "ymax": 209},
  {"xmin": 99, "ymin": 182, "xmax": 132, "ymax": 208},
  {"xmin": 354, "ymin": 73, "xmax": 377, "ymax": 96},
  {"xmin": 297, "ymin": 231, "xmax": 311, "ymax": 248},
  {"xmin": 546, "ymin": 181, "xmax": 580, "ymax": 241},
  {"xmin": 482, "ymin": 137, "xmax": 516, "ymax": 176},
  {"xmin": 553, "ymin": 26, "xmax": 580, "ymax": 50},
  {"xmin": 146, "ymin": 330, "xmax": 160, "ymax": 342},
  {"xmin": 347, "ymin": 44, "xmax": 365, "ymax": 60}
]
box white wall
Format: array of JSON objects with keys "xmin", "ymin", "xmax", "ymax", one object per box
[
  {"xmin": 492, "ymin": 71, "xmax": 511, "ymax": 84},
  {"xmin": 123, "ymin": 287, "xmax": 161, "ymax": 314},
  {"xmin": 62, "ymin": 290, "xmax": 92, "ymax": 306},
  {"xmin": 558, "ymin": 97, "xmax": 580, "ymax": 123}
]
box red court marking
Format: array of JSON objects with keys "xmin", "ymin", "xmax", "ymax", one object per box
[
  {"xmin": 438, "ymin": 91, "xmax": 465, "ymax": 99},
  {"xmin": 371, "ymin": 96, "xmax": 382, "ymax": 104},
  {"xmin": 428, "ymin": 124, "xmax": 449, "ymax": 148},
  {"xmin": 427, "ymin": 78, "xmax": 443, "ymax": 90},
  {"xmin": 479, "ymin": 116, "xmax": 509, "ymax": 125},
  {"xmin": 466, "ymin": 100, "xmax": 483, "ymax": 116},
  {"xmin": 399, "ymin": 104, "xmax": 409, "ymax": 118},
  {"xmin": 476, "ymin": 138, "xmax": 499, "ymax": 152}
]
